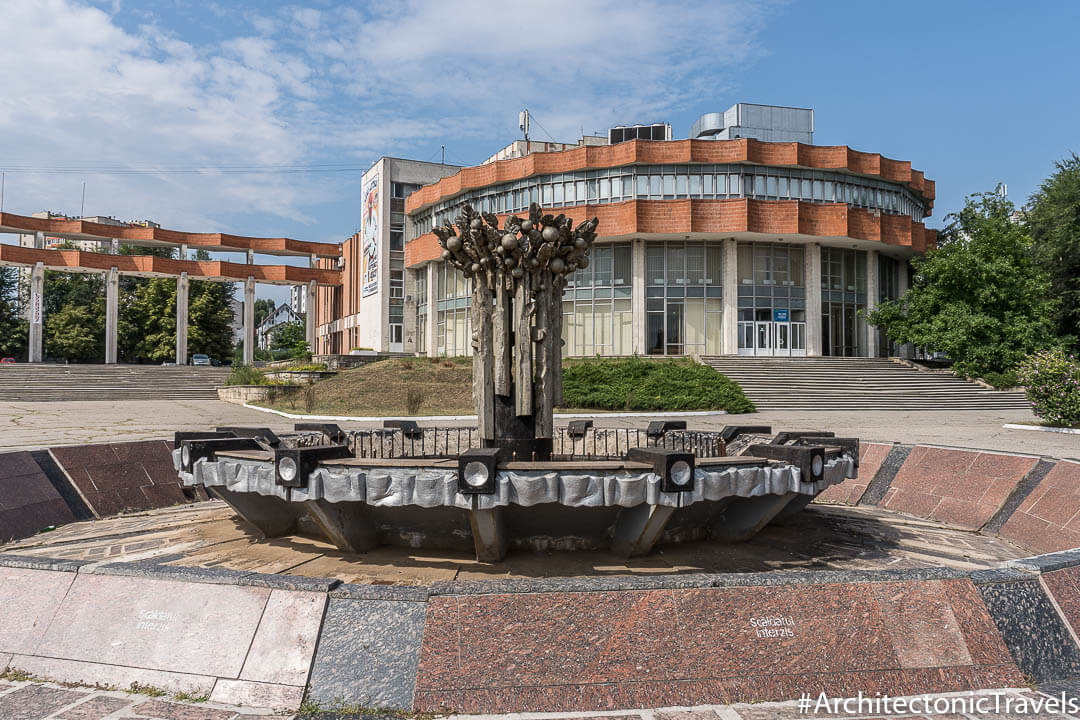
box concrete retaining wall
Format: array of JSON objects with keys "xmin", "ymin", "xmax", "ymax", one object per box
[{"xmin": 216, "ymin": 384, "xmax": 300, "ymax": 405}]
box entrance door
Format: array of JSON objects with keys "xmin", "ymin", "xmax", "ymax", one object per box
[
  {"xmin": 389, "ymin": 323, "xmax": 403, "ymax": 352},
  {"xmin": 754, "ymin": 321, "xmax": 771, "ymax": 356},
  {"xmin": 773, "ymin": 322, "xmax": 791, "ymax": 357}
]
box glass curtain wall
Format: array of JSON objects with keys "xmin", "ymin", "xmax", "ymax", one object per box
[
  {"xmin": 415, "ymin": 269, "xmax": 427, "ymax": 355},
  {"xmin": 645, "ymin": 241, "xmax": 723, "ymax": 356},
  {"xmin": 821, "ymin": 248, "xmax": 868, "ymax": 356},
  {"xmin": 736, "ymin": 243, "xmax": 806, "ymax": 355},
  {"xmin": 435, "ymin": 263, "xmax": 472, "ymax": 356},
  {"xmin": 562, "ymin": 244, "xmax": 633, "ymax": 356},
  {"xmin": 876, "ymin": 255, "xmax": 900, "ymax": 357}
]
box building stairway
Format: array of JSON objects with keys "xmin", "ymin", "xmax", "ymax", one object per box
[
  {"xmin": 0, "ymin": 364, "xmax": 230, "ymax": 402},
  {"xmin": 701, "ymin": 356, "xmax": 1031, "ymax": 412}
]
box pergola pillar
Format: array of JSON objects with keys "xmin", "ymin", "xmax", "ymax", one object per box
[
  {"xmin": 305, "ymin": 280, "xmax": 317, "ymax": 349},
  {"xmin": 175, "ymin": 272, "xmax": 189, "ymax": 365},
  {"xmin": 426, "ymin": 262, "xmax": 437, "ymax": 357},
  {"xmin": 243, "ymin": 276, "xmax": 256, "ymax": 365},
  {"xmin": 721, "ymin": 237, "xmax": 738, "ymax": 355},
  {"xmin": 34, "ymin": 231, "xmax": 45, "ymax": 249},
  {"xmin": 805, "ymin": 243, "xmax": 823, "ymax": 357},
  {"xmin": 104, "ymin": 267, "xmax": 119, "ymax": 364},
  {"xmin": 28, "ymin": 262, "xmax": 44, "ymax": 363},
  {"xmin": 865, "ymin": 250, "xmax": 879, "ymax": 358}
]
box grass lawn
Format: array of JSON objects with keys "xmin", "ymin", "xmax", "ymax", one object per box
[{"xmin": 256, "ymin": 355, "xmax": 755, "ymax": 416}]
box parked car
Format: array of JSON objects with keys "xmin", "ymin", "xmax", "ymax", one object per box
[
  {"xmin": 0, "ymin": 357, "xmax": 15, "ymax": 364},
  {"xmin": 192, "ymin": 354, "xmax": 211, "ymax": 366}
]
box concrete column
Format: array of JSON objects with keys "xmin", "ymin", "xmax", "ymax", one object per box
[
  {"xmin": 721, "ymin": 238, "xmax": 739, "ymax": 355},
  {"xmin": 710, "ymin": 492, "xmax": 798, "ymax": 542},
  {"xmin": 805, "ymin": 243, "xmax": 823, "ymax": 356},
  {"xmin": 611, "ymin": 503, "xmax": 676, "ymax": 557},
  {"xmin": 897, "ymin": 258, "xmax": 913, "ymax": 359},
  {"xmin": 426, "ymin": 263, "xmax": 437, "ymax": 358},
  {"xmin": 469, "ymin": 504, "xmax": 508, "ymax": 562},
  {"xmin": 34, "ymin": 231, "xmax": 44, "ymax": 249},
  {"xmin": 175, "ymin": 272, "xmax": 189, "ymax": 365},
  {"xmin": 865, "ymin": 249, "xmax": 879, "ymax": 358},
  {"xmin": 243, "ymin": 276, "xmax": 256, "ymax": 365},
  {"xmin": 104, "ymin": 267, "xmax": 119, "ymax": 364},
  {"xmin": 631, "ymin": 238, "xmax": 646, "ymax": 355},
  {"xmin": 304, "ymin": 500, "xmax": 378, "ymax": 553},
  {"xmin": 179, "ymin": 243, "xmax": 188, "ymax": 261},
  {"xmin": 210, "ymin": 487, "xmax": 298, "ymax": 539},
  {"xmin": 110, "ymin": 238, "xmax": 119, "ymax": 255},
  {"xmin": 305, "ymin": 280, "xmax": 317, "ymax": 349},
  {"xmin": 246, "ymin": 249, "xmax": 255, "ymax": 265},
  {"xmin": 28, "ymin": 262, "xmax": 44, "ymax": 363}
]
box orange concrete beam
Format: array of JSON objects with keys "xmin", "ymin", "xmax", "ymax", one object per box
[
  {"xmin": 405, "ymin": 139, "xmax": 936, "ymax": 215},
  {"xmin": 405, "ymin": 199, "xmax": 936, "ymax": 268},
  {"xmin": 0, "ymin": 211, "xmax": 341, "ymax": 258},
  {"xmin": 0, "ymin": 245, "xmax": 342, "ymax": 286}
]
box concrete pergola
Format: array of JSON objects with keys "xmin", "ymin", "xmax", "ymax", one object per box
[{"xmin": 0, "ymin": 212, "xmax": 342, "ymax": 365}]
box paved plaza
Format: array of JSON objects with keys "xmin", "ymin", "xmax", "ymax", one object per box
[{"xmin": 0, "ymin": 398, "xmax": 1071, "ymax": 459}]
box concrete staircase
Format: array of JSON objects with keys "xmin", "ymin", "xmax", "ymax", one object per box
[
  {"xmin": 0, "ymin": 364, "xmax": 231, "ymax": 402},
  {"xmin": 702, "ymin": 356, "xmax": 1031, "ymax": 411}
]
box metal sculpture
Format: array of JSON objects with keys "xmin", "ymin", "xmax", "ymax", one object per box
[{"xmin": 432, "ymin": 203, "xmax": 598, "ymax": 456}]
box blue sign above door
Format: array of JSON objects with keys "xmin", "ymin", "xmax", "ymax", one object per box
[{"xmin": 773, "ymin": 309, "xmax": 790, "ymax": 322}]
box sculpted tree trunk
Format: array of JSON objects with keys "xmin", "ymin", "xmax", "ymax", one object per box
[{"xmin": 433, "ymin": 203, "xmax": 598, "ymax": 457}]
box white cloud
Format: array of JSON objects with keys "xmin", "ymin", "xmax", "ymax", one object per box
[{"xmin": 0, "ymin": 0, "xmax": 775, "ymax": 238}]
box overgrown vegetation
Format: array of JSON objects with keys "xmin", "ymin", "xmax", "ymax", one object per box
[
  {"xmin": 561, "ymin": 356, "xmax": 755, "ymax": 413},
  {"xmin": 225, "ymin": 364, "xmax": 270, "ymax": 386},
  {"xmin": 1018, "ymin": 349, "xmax": 1080, "ymax": 427}
]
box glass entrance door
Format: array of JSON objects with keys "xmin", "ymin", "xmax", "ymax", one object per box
[{"xmin": 754, "ymin": 321, "xmax": 771, "ymax": 355}]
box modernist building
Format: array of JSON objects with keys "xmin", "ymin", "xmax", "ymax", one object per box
[
  {"xmin": 314, "ymin": 157, "xmax": 459, "ymax": 354},
  {"xmin": 315, "ymin": 104, "xmax": 935, "ymax": 359}
]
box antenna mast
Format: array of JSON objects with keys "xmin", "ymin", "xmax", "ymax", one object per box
[{"xmin": 519, "ymin": 109, "xmax": 530, "ymax": 144}]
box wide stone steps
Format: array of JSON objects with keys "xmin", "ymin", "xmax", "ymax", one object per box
[
  {"xmin": 702, "ymin": 357, "xmax": 1030, "ymax": 411},
  {"xmin": 0, "ymin": 365, "xmax": 230, "ymax": 401}
]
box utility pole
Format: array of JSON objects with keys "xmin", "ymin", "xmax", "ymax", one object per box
[{"xmin": 80, "ymin": 181, "xmax": 86, "ymax": 217}]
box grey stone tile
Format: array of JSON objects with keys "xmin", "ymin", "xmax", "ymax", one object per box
[
  {"xmin": 0, "ymin": 553, "xmax": 88, "ymax": 573},
  {"xmin": 129, "ymin": 698, "xmax": 238, "ymax": 719},
  {"xmin": 857, "ymin": 444, "xmax": 910, "ymax": 506},
  {"xmin": 0, "ymin": 684, "xmax": 88, "ymax": 720},
  {"xmin": 55, "ymin": 695, "xmax": 133, "ymax": 719},
  {"xmin": 977, "ymin": 578, "xmax": 1080, "ymax": 682},
  {"xmin": 306, "ymin": 598, "xmax": 426, "ymax": 709}
]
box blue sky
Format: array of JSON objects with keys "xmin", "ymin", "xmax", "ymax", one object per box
[{"xmin": 1, "ymin": 0, "xmax": 1077, "ymax": 304}]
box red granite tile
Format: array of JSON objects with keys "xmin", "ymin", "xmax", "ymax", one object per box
[
  {"xmin": 85, "ymin": 463, "xmax": 151, "ymax": 492},
  {"xmin": 885, "ymin": 448, "xmax": 1034, "ymax": 530},
  {"xmin": 130, "ymin": 698, "xmax": 237, "ymax": 720},
  {"xmin": 1001, "ymin": 461, "xmax": 1080, "ymax": 553},
  {"xmin": 109, "ymin": 440, "xmax": 171, "ymax": 463},
  {"xmin": 0, "ymin": 472, "xmax": 62, "ymax": 509},
  {"xmin": 0, "ymin": 499, "xmax": 77, "ymax": 542},
  {"xmin": 414, "ymin": 578, "xmax": 1021, "ymax": 714},
  {"xmin": 55, "ymin": 695, "xmax": 134, "ymax": 719},
  {"xmin": 144, "ymin": 460, "xmax": 185, "ymax": 485},
  {"xmin": 870, "ymin": 581, "xmax": 972, "ymax": 667},
  {"xmin": 50, "ymin": 444, "xmax": 119, "ymax": 470},
  {"xmin": 0, "ymin": 451, "xmax": 45, "ymax": 479},
  {"xmin": 1042, "ymin": 566, "xmax": 1080, "ymax": 637},
  {"xmin": 140, "ymin": 483, "xmax": 188, "ymax": 507},
  {"xmin": 814, "ymin": 442, "xmax": 891, "ymax": 506}
]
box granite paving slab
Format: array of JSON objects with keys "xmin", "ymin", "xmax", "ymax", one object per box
[
  {"xmin": 238, "ymin": 589, "xmax": 325, "ymax": 686},
  {"xmin": 54, "ymin": 694, "xmax": 134, "ymax": 719},
  {"xmin": 306, "ymin": 598, "xmax": 427, "ymax": 709},
  {"xmin": 8, "ymin": 656, "xmax": 217, "ymax": 697},
  {"xmin": 208, "ymin": 678, "xmax": 304, "ymax": 711},
  {"xmin": 0, "ymin": 684, "xmax": 89, "ymax": 720},
  {"xmin": 130, "ymin": 697, "xmax": 238, "ymax": 720},
  {"xmin": 975, "ymin": 575, "xmax": 1080, "ymax": 682},
  {"xmin": 0, "ymin": 450, "xmax": 78, "ymax": 543},
  {"xmin": 857, "ymin": 444, "xmax": 910, "ymax": 507},
  {"xmin": 0, "ymin": 566, "xmax": 77, "ymax": 655},
  {"xmin": 34, "ymin": 573, "xmax": 270, "ymax": 678},
  {"xmin": 1041, "ymin": 565, "xmax": 1080, "ymax": 638}
]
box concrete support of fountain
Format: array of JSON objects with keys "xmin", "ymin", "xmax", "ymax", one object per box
[
  {"xmin": 211, "ymin": 486, "xmax": 298, "ymax": 539},
  {"xmin": 470, "ymin": 506, "xmax": 508, "ymax": 562},
  {"xmin": 709, "ymin": 491, "xmax": 798, "ymax": 542},
  {"xmin": 611, "ymin": 503, "xmax": 676, "ymax": 558},
  {"xmin": 303, "ymin": 500, "xmax": 378, "ymax": 553}
]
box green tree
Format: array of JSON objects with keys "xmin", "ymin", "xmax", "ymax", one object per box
[
  {"xmin": 271, "ymin": 320, "xmax": 308, "ymax": 358},
  {"xmin": 130, "ymin": 278, "xmax": 178, "ymax": 362},
  {"xmin": 1025, "ymin": 153, "xmax": 1080, "ymax": 352},
  {"xmin": 187, "ymin": 278, "xmax": 235, "ymax": 363},
  {"xmin": 254, "ymin": 298, "xmax": 275, "ymax": 327},
  {"xmin": 45, "ymin": 305, "xmax": 100, "ymax": 362},
  {"xmin": 867, "ymin": 192, "xmax": 1061, "ymax": 377},
  {"xmin": 0, "ymin": 267, "xmax": 28, "ymax": 359}
]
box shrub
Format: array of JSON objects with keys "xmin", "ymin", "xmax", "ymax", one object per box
[
  {"xmin": 406, "ymin": 387, "xmax": 425, "ymax": 414},
  {"xmin": 981, "ymin": 370, "xmax": 1018, "ymax": 389},
  {"xmin": 225, "ymin": 364, "xmax": 267, "ymax": 386},
  {"xmin": 1017, "ymin": 349, "xmax": 1080, "ymax": 427},
  {"xmin": 560, "ymin": 357, "xmax": 755, "ymax": 413}
]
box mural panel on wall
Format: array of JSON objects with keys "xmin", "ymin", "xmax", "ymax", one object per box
[{"xmin": 361, "ymin": 173, "xmax": 380, "ymax": 297}]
